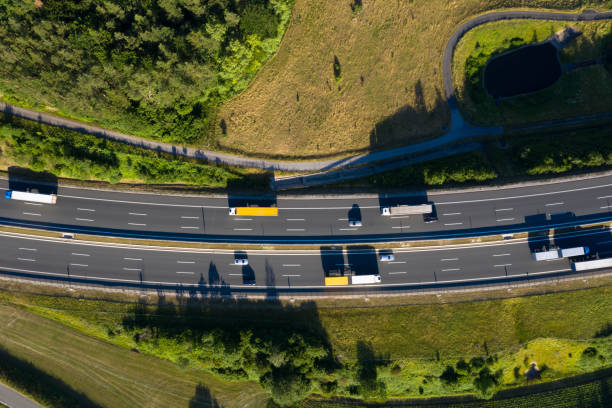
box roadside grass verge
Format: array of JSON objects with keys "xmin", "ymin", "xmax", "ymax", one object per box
[
  {"xmin": 0, "ymin": 302, "xmax": 268, "ymax": 408},
  {"xmin": 300, "ymin": 366, "xmax": 612, "ymax": 407},
  {"xmin": 453, "ymin": 19, "xmax": 612, "ymax": 126},
  {"xmin": 328, "ymin": 124, "xmax": 612, "ymax": 190},
  {"xmin": 216, "ymin": 1, "xmax": 611, "ymax": 158},
  {"xmin": 0, "ymin": 112, "xmax": 270, "ymax": 190},
  {"xmin": 0, "ymin": 279, "xmax": 610, "ymax": 402}
]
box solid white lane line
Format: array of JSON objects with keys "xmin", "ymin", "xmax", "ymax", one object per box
[
  {"xmin": 129, "ymin": 212, "xmax": 148, "ymax": 216},
  {"xmin": 443, "ymin": 212, "xmax": 462, "ymax": 216},
  {"xmin": 180, "ymin": 216, "xmax": 199, "ymax": 219},
  {"xmin": 177, "ymin": 261, "xmax": 195, "ymax": 264},
  {"xmin": 286, "ymin": 218, "xmax": 305, "ymax": 221},
  {"xmin": 77, "ymin": 208, "xmax": 95, "ymax": 212},
  {"xmin": 388, "ymin": 271, "xmax": 407, "ymax": 274},
  {"xmin": 545, "ymin": 202, "xmax": 564, "ymax": 207},
  {"xmin": 496, "ymin": 218, "xmax": 515, "ymax": 222},
  {"xmin": 22, "ymin": 212, "xmax": 41, "ymax": 216},
  {"xmin": 495, "ymin": 208, "xmax": 513, "ymax": 212},
  {"xmin": 180, "ymin": 226, "xmax": 199, "ymax": 229},
  {"xmin": 17, "ymin": 258, "xmax": 35, "ymax": 262},
  {"xmin": 389, "ymin": 261, "xmax": 407, "ymax": 264},
  {"xmin": 18, "ymin": 248, "xmax": 37, "ymax": 251},
  {"xmin": 71, "ymin": 253, "xmax": 90, "ymax": 257},
  {"xmin": 444, "ymin": 222, "xmax": 463, "ymax": 226},
  {"xmin": 283, "ymin": 264, "xmax": 301, "ymax": 267},
  {"xmin": 441, "ymin": 268, "xmax": 460, "ymax": 272},
  {"xmin": 128, "ymin": 223, "xmax": 146, "ymax": 226},
  {"xmin": 492, "ymin": 253, "xmax": 511, "ymax": 257},
  {"xmin": 233, "ymin": 228, "xmax": 253, "ymax": 231},
  {"xmin": 75, "ymin": 218, "xmax": 94, "ymax": 222},
  {"xmin": 123, "ymin": 267, "xmax": 141, "ymax": 271},
  {"xmin": 286, "ymin": 228, "xmax": 305, "ymax": 232},
  {"xmin": 597, "ymin": 195, "xmax": 612, "ymax": 199},
  {"xmin": 441, "ymin": 258, "xmax": 459, "ymax": 261},
  {"xmin": 282, "ymin": 274, "xmax": 301, "ymax": 277},
  {"xmin": 70, "ymin": 263, "xmax": 88, "ymax": 267},
  {"xmin": 176, "ymin": 271, "xmax": 194, "ymax": 275},
  {"xmin": 600, "ymin": 205, "xmax": 612, "ymax": 209},
  {"xmin": 234, "ymin": 218, "xmax": 252, "ymax": 221},
  {"xmin": 494, "ymin": 264, "xmax": 512, "ymax": 267},
  {"xmin": 123, "ymin": 257, "xmax": 142, "ymax": 261}
]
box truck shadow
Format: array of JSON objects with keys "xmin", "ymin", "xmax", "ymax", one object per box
[{"xmin": 8, "ymin": 166, "xmax": 58, "ymax": 195}]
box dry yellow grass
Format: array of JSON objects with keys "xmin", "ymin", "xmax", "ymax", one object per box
[{"xmin": 215, "ymin": 0, "xmax": 605, "ymax": 159}]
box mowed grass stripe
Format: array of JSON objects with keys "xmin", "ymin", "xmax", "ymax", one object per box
[{"xmin": 0, "ymin": 304, "xmax": 268, "ymax": 408}]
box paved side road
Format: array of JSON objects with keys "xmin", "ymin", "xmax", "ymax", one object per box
[{"xmin": 0, "ymin": 382, "xmax": 43, "ymax": 408}]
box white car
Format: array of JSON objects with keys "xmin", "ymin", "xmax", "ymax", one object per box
[
  {"xmin": 381, "ymin": 207, "xmax": 391, "ymax": 216},
  {"xmin": 379, "ymin": 254, "xmax": 395, "ymax": 262},
  {"xmin": 228, "ymin": 207, "xmax": 236, "ymax": 215},
  {"xmin": 349, "ymin": 220, "xmax": 362, "ymax": 227},
  {"xmin": 234, "ymin": 258, "xmax": 248, "ymax": 265}
]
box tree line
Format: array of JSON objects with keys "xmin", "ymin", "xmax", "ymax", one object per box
[{"xmin": 0, "ymin": 0, "xmax": 293, "ymax": 145}]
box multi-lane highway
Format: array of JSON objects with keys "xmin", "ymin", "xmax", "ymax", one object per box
[
  {"xmin": 2, "ymin": 175, "xmax": 612, "ymax": 243},
  {"xmin": 0, "ymin": 218, "xmax": 609, "ymax": 293}
]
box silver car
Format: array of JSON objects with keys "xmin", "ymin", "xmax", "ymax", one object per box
[
  {"xmin": 349, "ymin": 220, "xmax": 362, "ymax": 227},
  {"xmin": 379, "ymin": 254, "xmax": 395, "ymax": 262},
  {"xmin": 234, "ymin": 258, "xmax": 249, "ymax": 265}
]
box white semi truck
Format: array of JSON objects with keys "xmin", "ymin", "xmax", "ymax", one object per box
[
  {"xmin": 571, "ymin": 258, "xmax": 612, "ymax": 271},
  {"xmin": 350, "ymin": 275, "xmax": 382, "ymax": 285},
  {"xmin": 4, "ymin": 190, "xmax": 57, "ymax": 204},
  {"xmin": 531, "ymin": 246, "xmax": 588, "ymax": 261},
  {"xmin": 381, "ymin": 204, "xmax": 432, "ymax": 216}
]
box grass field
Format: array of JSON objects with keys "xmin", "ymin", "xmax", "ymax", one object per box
[
  {"xmin": 0, "ymin": 277, "xmax": 611, "ymax": 403},
  {"xmin": 216, "ymin": 0, "xmax": 611, "ymax": 159},
  {"xmin": 301, "ymin": 367, "xmax": 612, "ymax": 407},
  {"xmin": 453, "ymin": 19, "xmax": 612, "ymax": 126},
  {"xmin": 0, "ymin": 302, "xmax": 269, "ymax": 408}
]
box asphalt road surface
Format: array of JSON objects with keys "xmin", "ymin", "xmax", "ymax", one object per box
[
  {"xmin": 2, "ymin": 175, "xmax": 612, "ymax": 244},
  {"xmin": 0, "ymin": 222, "xmax": 609, "ymax": 293},
  {"xmin": 0, "ymin": 382, "xmax": 42, "ymax": 408}
]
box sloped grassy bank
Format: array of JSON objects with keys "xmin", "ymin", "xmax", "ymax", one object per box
[{"xmin": 0, "ymin": 281, "xmax": 610, "ymax": 405}]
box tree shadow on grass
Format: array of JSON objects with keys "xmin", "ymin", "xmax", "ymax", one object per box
[
  {"xmin": 353, "ymin": 341, "xmax": 388, "ymax": 399},
  {"xmin": 188, "ymin": 384, "xmax": 221, "ymax": 408},
  {"xmin": 121, "ymin": 296, "xmax": 339, "ymax": 405},
  {"xmin": 369, "ymin": 81, "xmax": 449, "ymax": 150},
  {"xmin": 0, "ymin": 345, "xmax": 103, "ymax": 408}
]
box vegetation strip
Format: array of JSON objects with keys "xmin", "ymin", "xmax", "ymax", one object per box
[{"xmin": 0, "ymin": 278, "xmax": 610, "ymax": 405}]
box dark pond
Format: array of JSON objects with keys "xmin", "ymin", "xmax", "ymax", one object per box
[{"xmin": 484, "ymin": 42, "xmax": 562, "ymax": 98}]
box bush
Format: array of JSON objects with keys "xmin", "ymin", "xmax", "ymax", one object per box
[{"xmin": 440, "ymin": 365, "xmax": 459, "ymax": 384}]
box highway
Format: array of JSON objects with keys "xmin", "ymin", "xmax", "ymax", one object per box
[
  {"xmin": 0, "ymin": 223, "xmax": 609, "ymax": 293},
  {"xmin": 0, "ymin": 381, "xmax": 42, "ymax": 408},
  {"xmin": 2, "ymin": 175, "xmax": 612, "ymax": 243}
]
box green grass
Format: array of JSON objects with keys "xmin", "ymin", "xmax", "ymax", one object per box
[
  {"xmin": 0, "ymin": 112, "xmax": 271, "ymax": 189},
  {"xmin": 453, "ymin": 20, "xmax": 612, "ymax": 126},
  {"xmin": 0, "ymin": 282, "xmax": 611, "ymax": 403},
  {"xmin": 0, "ymin": 302, "xmax": 269, "ymax": 408},
  {"xmin": 301, "ymin": 367, "xmax": 612, "ymax": 407}
]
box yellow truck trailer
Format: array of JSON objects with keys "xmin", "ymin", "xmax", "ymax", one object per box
[
  {"xmin": 324, "ymin": 276, "xmax": 349, "ymax": 286},
  {"xmin": 229, "ymin": 207, "xmax": 278, "ymax": 216}
]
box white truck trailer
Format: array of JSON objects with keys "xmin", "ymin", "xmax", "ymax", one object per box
[
  {"xmin": 4, "ymin": 190, "xmax": 57, "ymax": 204},
  {"xmin": 571, "ymin": 258, "xmax": 612, "ymax": 271},
  {"xmin": 531, "ymin": 246, "xmax": 588, "ymax": 261},
  {"xmin": 350, "ymin": 275, "xmax": 382, "ymax": 285},
  {"xmin": 381, "ymin": 204, "xmax": 432, "ymax": 216}
]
